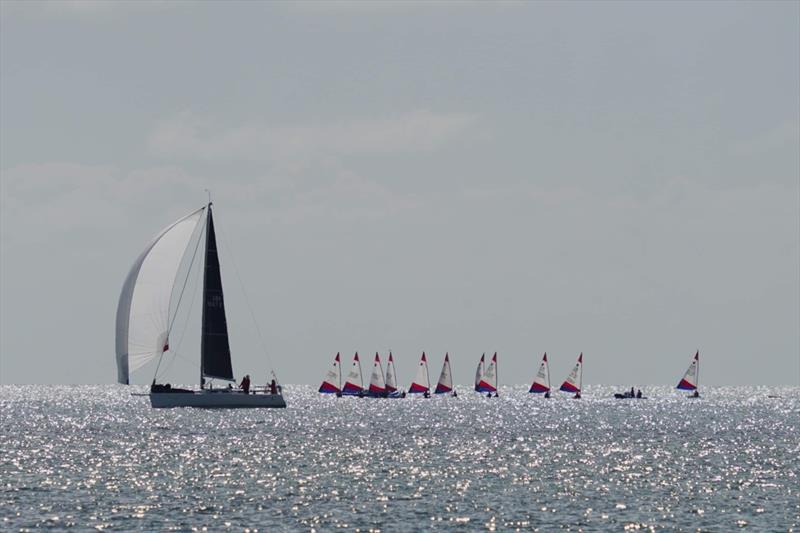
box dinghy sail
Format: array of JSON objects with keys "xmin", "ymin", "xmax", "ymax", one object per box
[
  {"xmin": 319, "ymin": 352, "xmax": 342, "ymax": 394},
  {"xmin": 474, "ymin": 353, "xmax": 485, "ymax": 391},
  {"xmin": 560, "ymin": 353, "xmax": 583, "ymax": 398},
  {"xmin": 116, "ymin": 201, "xmax": 286, "ymax": 408},
  {"xmin": 529, "ymin": 353, "xmax": 551, "ymax": 395},
  {"xmin": 476, "ymin": 352, "xmax": 498, "ymax": 395},
  {"xmin": 342, "ymin": 352, "xmax": 365, "ymax": 396},
  {"xmin": 408, "ymin": 352, "xmax": 431, "ymax": 395},
  {"xmin": 434, "ymin": 353, "xmax": 455, "ymax": 395},
  {"xmin": 385, "ymin": 352, "xmax": 399, "ymax": 394},
  {"xmin": 368, "ymin": 353, "xmax": 387, "ymax": 397},
  {"xmin": 676, "ymin": 350, "xmax": 700, "ymax": 397}
]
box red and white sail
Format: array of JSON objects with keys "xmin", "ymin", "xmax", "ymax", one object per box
[
  {"xmin": 342, "ymin": 352, "xmax": 364, "ymax": 395},
  {"xmin": 476, "ymin": 352, "xmax": 498, "ymax": 393},
  {"xmin": 319, "ymin": 352, "xmax": 341, "ymax": 394},
  {"xmin": 474, "ymin": 353, "xmax": 485, "ymax": 391},
  {"xmin": 559, "ymin": 353, "xmax": 583, "ymax": 394},
  {"xmin": 676, "ymin": 351, "xmax": 699, "ymax": 391},
  {"xmin": 434, "ymin": 353, "xmax": 453, "ymax": 394},
  {"xmin": 408, "ymin": 352, "xmax": 431, "ymax": 394},
  {"xmin": 385, "ymin": 352, "xmax": 399, "ymax": 393},
  {"xmin": 529, "ymin": 353, "xmax": 550, "ymax": 393},
  {"xmin": 368, "ymin": 353, "xmax": 386, "ymax": 395}
]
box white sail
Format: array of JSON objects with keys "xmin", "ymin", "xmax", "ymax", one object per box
[
  {"xmin": 477, "ymin": 352, "xmax": 498, "ymax": 392},
  {"xmin": 560, "ymin": 353, "xmax": 583, "ymax": 393},
  {"xmin": 385, "ymin": 352, "xmax": 398, "ymax": 393},
  {"xmin": 369, "ymin": 353, "xmax": 386, "ymax": 394},
  {"xmin": 409, "ymin": 352, "xmax": 430, "ymax": 394},
  {"xmin": 474, "ymin": 353, "xmax": 485, "ymax": 391},
  {"xmin": 677, "ymin": 351, "xmax": 699, "ymax": 391},
  {"xmin": 529, "ymin": 353, "xmax": 550, "ymax": 393},
  {"xmin": 115, "ymin": 207, "xmax": 205, "ymax": 384},
  {"xmin": 342, "ymin": 352, "xmax": 364, "ymax": 394},
  {"xmin": 434, "ymin": 353, "xmax": 453, "ymax": 394},
  {"xmin": 319, "ymin": 353, "xmax": 341, "ymax": 393}
]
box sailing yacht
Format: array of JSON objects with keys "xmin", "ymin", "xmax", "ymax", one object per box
[
  {"xmin": 676, "ymin": 350, "xmax": 701, "ymax": 398},
  {"xmin": 115, "ymin": 202, "xmax": 286, "ymax": 408},
  {"xmin": 529, "ymin": 353, "xmax": 551, "ymax": 397}
]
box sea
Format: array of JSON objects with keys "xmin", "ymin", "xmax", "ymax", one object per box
[{"xmin": 1, "ymin": 385, "xmax": 798, "ymax": 532}]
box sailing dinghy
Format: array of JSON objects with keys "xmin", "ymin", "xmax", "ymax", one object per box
[
  {"xmin": 434, "ymin": 353, "xmax": 456, "ymax": 396},
  {"xmin": 342, "ymin": 352, "xmax": 365, "ymax": 396},
  {"xmin": 368, "ymin": 353, "xmax": 388, "ymax": 397},
  {"xmin": 115, "ymin": 202, "xmax": 286, "ymax": 408},
  {"xmin": 319, "ymin": 352, "xmax": 342, "ymax": 395},
  {"xmin": 385, "ymin": 352, "xmax": 405, "ymax": 398},
  {"xmin": 676, "ymin": 350, "xmax": 701, "ymax": 398},
  {"xmin": 559, "ymin": 353, "xmax": 583, "ymax": 399},
  {"xmin": 529, "ymin": 353, "xmax": 551, "ymax": 398},
  {"xmin": 408, "ymin": 352, "xmax": 431, "ymax": 397},
  {"xmin": 476, "ymin": 352, "xmax": 499, "ymax": 397}
]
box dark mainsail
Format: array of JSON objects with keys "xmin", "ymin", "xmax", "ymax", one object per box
[{"xmin": 200, "ymin": 205, "xmax": 235, "ymax": 381}]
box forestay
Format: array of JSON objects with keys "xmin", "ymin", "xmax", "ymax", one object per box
[{"xmin": 115, "ymin": 207, "xmax": 205, "ymax": 384}]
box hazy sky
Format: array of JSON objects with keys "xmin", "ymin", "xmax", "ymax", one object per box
[{"xmin": 1, "ymin": 1, "xmax": 798, "ymax": 387}]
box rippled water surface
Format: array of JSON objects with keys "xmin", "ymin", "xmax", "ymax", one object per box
[{"xmin": 1, "ymin": 385, "xmax": 798, "ymax": 531}]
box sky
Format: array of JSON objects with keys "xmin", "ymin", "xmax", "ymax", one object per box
[{"xmin": 1, "ymin": 0, "xmax": 798, "ymax": 387}]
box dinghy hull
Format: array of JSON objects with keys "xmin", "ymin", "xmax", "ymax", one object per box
[{"xmin": 150, "ymin": 390, "xmax": 286, "ymax": 408}]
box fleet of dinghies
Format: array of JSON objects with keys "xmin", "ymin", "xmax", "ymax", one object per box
[{"xmin": 319, "ymin": 350, "xmax": 703, "ymax": 400}]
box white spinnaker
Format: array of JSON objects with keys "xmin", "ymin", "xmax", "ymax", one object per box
[
  {"xmin": 385, "ymin": 354, "xmax": 397, "ymax": 391},
  {"xmin": 482, "ymin": 355, "xmax": 498, "ymax": 389},
  {"xmin": 115, "ymin": 207, "xmax": 205, "ymax": 384},
  {"xmin": 436, "ymin": 355, "xmax": 453, "ymax": 391},
  {"xmin": 474, "ymin": 354, "xmax": 485, "ymax": 389}
]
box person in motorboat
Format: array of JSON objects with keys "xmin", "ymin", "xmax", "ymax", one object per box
[
  {"xmin": 636, "ymin": 389, "xmax": 642, "ymax": 399},
  {"xmin": 269, "ymin": 379, "xmax": 278, "ymax": 395},
  {"xmin": 630, "ymin": 387, "xmax": 635, "ymax": 398}
]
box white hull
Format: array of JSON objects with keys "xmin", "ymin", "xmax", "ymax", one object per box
[{"xmin": 150, "ymin": 390, "xmax": 286, "ymax": 408}]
